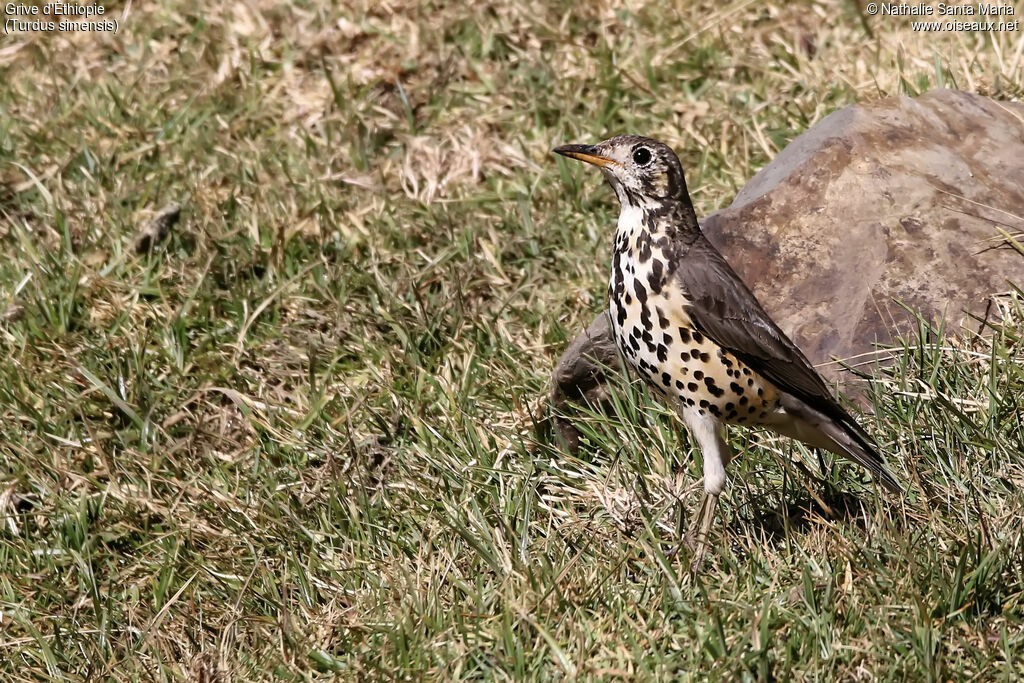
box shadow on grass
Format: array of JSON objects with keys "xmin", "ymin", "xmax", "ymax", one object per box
[{"xmin": 733, "ymin": 480, "xmax": 871, "ymax": 545}]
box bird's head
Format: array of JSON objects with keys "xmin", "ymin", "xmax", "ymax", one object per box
[{"xmin": 553, "ymin": 134, "xmax": 690, "ymax": 209}]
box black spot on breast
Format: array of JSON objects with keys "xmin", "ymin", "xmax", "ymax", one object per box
[
  {"xmin": 725, "ymin": 402, "xmax": 734, "ymax": 412},
  {"xmin": 708, "ymin": 405, "xmax": 722, "ymax": 417},
  {"xmin": 647, "ymin": 259, "xmax": 664, "ymax": 294},
  {"xmin": 726, "ymin": 409, "xmax": 738, "ymax": 420},
  {"xmin": 693, "ymin": 370, "xmax": 704, "ymax": 380},
  {"xmin": 690, "ymin": 349, "xmax": 701, "ymax": 360},
  {"xmin": 630, "ymin": 336, "xmax": 640, "ymax": 351},
  {"xmin": 625, "ymin": 293, "xmax": 632, "ymax": 304},
  {"xmin": 704, "ymin": 377, "xmax": 725, "ymax": 398},
  {"xmin": 686, "ymin": 397, "xmax": 695, "ymax": 406},
  {"xmin": 656, "ymin": 344, "xmax": 668, "ymax": 362},
  {"xmin": 739, "ymin": 396, "xmax": 748, "ymax": 406},
  {"xmin": 640, "ymin": 305, "xmax": 653, "ymax": 332},
  {"xmin": 662, "ymin": 333, "xmax": 672, "ymax": 345},
  {"xmin": 662, "ymin": 372, "xmax": 672, "ymax": 387},
  {"xmin": 678, "ymin": 328, "xmax": 691, "ymax": 344},
  {"xmin": 699, "ymin": 352, "xmax": 710, "ymax": 363},
  {"xmin": 637, "ymin": 233, "xmax": 652, "ymax": 263},
  {"xmin": 687, "ymin": 382, "xmax": 698, "ymax": 392},
  {"xmin": 634, "ymin": 281, "xmax": 648, "ymax": 304},
  {"xmin": 692, "ymin": 330, "xmax": 704, "ymax": 344},
  {"xmin": 675, "ymin": 380, "xmax": 684, "ymax": 390},
  {"xmin": 747, "ymin": 378, "xmax": 755, "ymax": 387},
  {"xmin": 742, "ymin": 367, "xmax": 752, "ymax": 376},
  {"xmin": 757, "ymin": 387, "xmax": 764, "ymax": 397},
  {"xmin": 730, "ymin": 382, "xmax": 744, "ymax": 395},
  {"xmin": 655, "ymin": 307, "xmax": 669, "ymax": 330},
  {"xmin": 748, "ymin": 406, "xmax": 757, "ymax": 414},
  {"xmin": 699, "ymin": 399, "xmax": 709, "ymax": 409}
]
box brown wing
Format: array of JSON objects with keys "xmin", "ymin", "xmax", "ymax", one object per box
[
  {"xmin": 676, "ymin": 238, "xmax": 838, "ymax": 411},
  {"xmin": 675, "ymin": 236, "xmax": 898, "ymax": 489}
]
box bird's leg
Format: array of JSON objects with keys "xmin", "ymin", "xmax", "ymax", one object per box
[
  {"xmin": 685, "ymin": 491, "xmax": 720, "ymax": 572},
  {"xmin": 678, "ymin": 409, "xmax": 733, "ymax": 572}
]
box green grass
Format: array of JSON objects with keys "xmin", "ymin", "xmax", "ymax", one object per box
[{"xmin": 1, "ymin": 0, "xmax": 1023, "ymax": 679}]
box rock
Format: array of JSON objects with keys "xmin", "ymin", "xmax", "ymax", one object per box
[
  {"xmin": 550, "ymin": 89, "xmax": 1024, "ymax": 452},
  {"xmin": 549, "ymin": 313, "xmax": 620, "ymax": 451}
]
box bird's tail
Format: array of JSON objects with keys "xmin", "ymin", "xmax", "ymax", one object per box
[{"xmin": 774, "ymin": 395, "xmax": 901, "ymax": 493}]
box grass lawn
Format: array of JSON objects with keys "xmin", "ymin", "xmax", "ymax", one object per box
[{"xmin": 1, "ymin": 0, "xmax": 1023, "ymax": 679}]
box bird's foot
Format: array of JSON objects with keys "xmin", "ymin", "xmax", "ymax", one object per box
[{"xmin": 685, "ymin": 491, "xmax": 719, "ymax": 574}]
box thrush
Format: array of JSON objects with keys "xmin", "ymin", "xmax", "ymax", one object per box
[{"xmin": 553, "ymin": 135, "xmax": 900, "ymax": 571}]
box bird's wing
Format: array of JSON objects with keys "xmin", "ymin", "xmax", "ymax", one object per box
[
  {"xmin": 675, "ymin": 236, "xmax": 875, "ymax": 446},
  {"xmin": 676, "ymin": 237, "xmax": 899, "ymax": 492}
]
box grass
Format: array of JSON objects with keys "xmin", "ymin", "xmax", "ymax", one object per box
[{"xmin": 1, "ymin": 0, "xmax": 1023, "ymax": 679}]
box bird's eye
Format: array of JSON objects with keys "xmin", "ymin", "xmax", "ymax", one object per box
[{"xmin": 632, "ymin": 147, "xmax": 652, "ymax": 166}]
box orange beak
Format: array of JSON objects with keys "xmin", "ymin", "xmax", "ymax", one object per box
[{"xmin": 553, "ymin": 144, "xmax": 620, "ymax": 168}]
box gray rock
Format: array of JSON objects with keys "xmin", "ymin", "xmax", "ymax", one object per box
[
  {"xmin": 549, "ymin": 313, "xmax": 619, "ymax": 452},
  {"xmin": 550, "ymin": 89, "xmax": 1024, "ymax": 452}
]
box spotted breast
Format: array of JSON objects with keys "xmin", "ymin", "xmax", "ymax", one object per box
[{"xmin": 608, "ymin": 204, "xmax": 781, "ymax": 425}]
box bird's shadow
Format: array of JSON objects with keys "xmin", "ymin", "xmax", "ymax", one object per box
[
  {"xmin": 729, "ymin": 478, "xmax": 872, "ymax": 545},
  {"xmin": 659, "ymin": 474, "xmax": 874, "ymax": 566}
]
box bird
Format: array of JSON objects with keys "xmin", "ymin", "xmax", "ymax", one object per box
[{"xmin": 553, "ymin": 135, "xmax": 900, "ymax": 571}]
